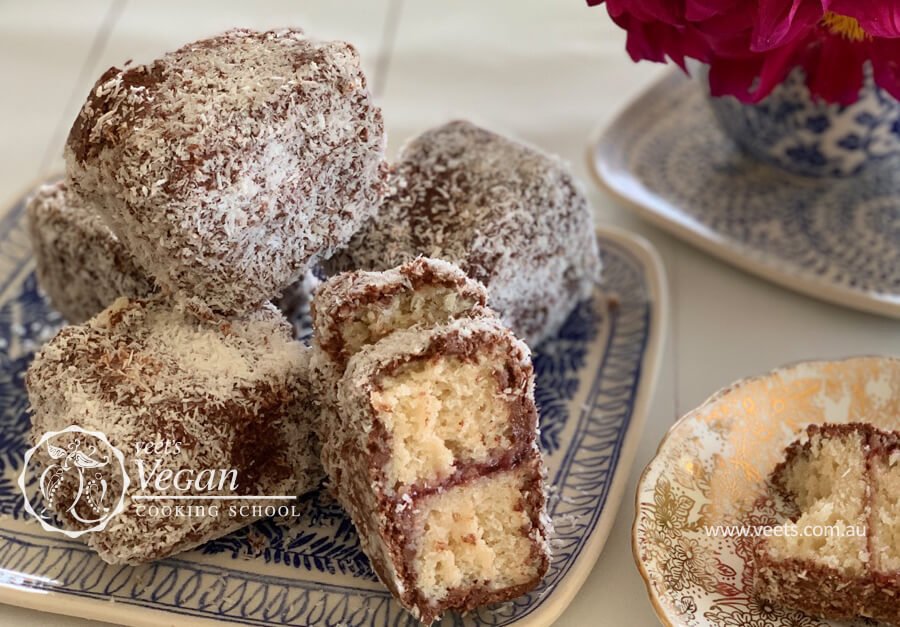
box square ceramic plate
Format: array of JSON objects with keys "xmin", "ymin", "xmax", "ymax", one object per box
[
  {"xmin": 591, "ymin": 71, "xmax": 900, "ymax": 320},
  {"xmin": 0, "ymin": 184, "xmax": 666, "ymax": 627},
  {"xmin": 634, "ymin": 355, "xmax": 900, "ymax": 627}
]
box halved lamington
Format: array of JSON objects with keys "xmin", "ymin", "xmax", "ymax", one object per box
[
  {"xmin": 754, "ymin": 423, "xmax": 900, "ymax": 624},
  {"xmin": 322, "ymin": 316, "xmax": 550, "ymax": 623},
  {"xmin": 308, "ymin": 256, "xmax": 490, "ymax": 442},
  {"xmin": 311, "ymin": 256, "xmax": 488, "ymax": 371},
  {"xmin": 26, "ymin": 297, "xmax": 322, "ymax": 564}
]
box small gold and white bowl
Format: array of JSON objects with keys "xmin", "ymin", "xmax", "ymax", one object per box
[{"xmin": 633, "ymin": 356, "xmax": 900, "ymax": 627}]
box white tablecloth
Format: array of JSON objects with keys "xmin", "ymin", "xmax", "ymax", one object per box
[{"xmin": 1, "ymin": 1, "xmax": 898, "ymax": 625}]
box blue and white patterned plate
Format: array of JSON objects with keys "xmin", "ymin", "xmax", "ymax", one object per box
[
  {"xmin": 0, "ymin": 185, "xmax": 666, "ymax": 626},
  {"xmin": 591, "ymin": 71, "xmax": 900, "ymax": 319}
]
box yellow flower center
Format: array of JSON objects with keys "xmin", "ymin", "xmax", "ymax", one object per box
[{"xmin": 822, "ymin": 11, "xmax": 871, "ymax": 42}]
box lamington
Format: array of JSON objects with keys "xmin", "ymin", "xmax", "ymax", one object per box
[
  {"xmin": 319, "ymin": 304, "xmax": 550, "ymax": 622},
  {"xmin": 26, "ymin": 297, "xmax": 322, "ymax": 564},
  {"xmin": 324, "ymin": 120, "xmax": 602, "ymax": 345},
  {"xmin": 27, "ymin": 180, "xmax": 319, "ymax": 333},
  {"xmin": 754, "ymin": 423, "xmax": 900, "ymax": 625},
  {"xmin": 26, "ymin": 180, "xmax": 156, "ymax": 323},
  {"xmin": 65, "ymin": 28, "xmax": 388, "ymax": 319}
]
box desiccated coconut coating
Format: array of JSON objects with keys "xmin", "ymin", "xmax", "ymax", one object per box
[
  {"xmin": 65, "ymin": 28, "xmax": 388, "ymax": 319},
  {"xmin": 322, "ymin": 316, "xmax": 550, "ymax": 623},
  {"xmin": 26, "ymin": 297, "xmax": 322, "ymax": 565},
  {"xmin": 324, "ymin": 120, "xmax": 602, "ymax": 345},
  {"xmin": 26, "ymin": 180, "xmax": 157, "ymax": 323},
  {"xmin": 311, "ymin": 256, "xmax": 488, "ymax": 370}
]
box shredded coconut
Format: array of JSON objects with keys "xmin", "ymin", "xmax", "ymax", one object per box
[
  {"xmin": 26, "ymin": 180, "xmax": 157, "ymax": 323},
  {"xmin": 26, "ymin": 297, "xmax": 322, "ymax": 564},
  {"xmin": 324, "ymin": 120, "xmax": 602, "ymax": 345},
  {"xmin": 27, "ymin": 180, "xmax": 321, "ymax": 329}
]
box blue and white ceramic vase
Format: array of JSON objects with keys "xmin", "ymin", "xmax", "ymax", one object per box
[{"xmin": 705, "ymin": 68, "xmax": 900, "ymax": 177}]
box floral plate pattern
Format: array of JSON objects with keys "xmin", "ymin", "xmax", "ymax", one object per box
[
  {"xmin": 634, "ymin": 356, "xmax": 900, "ymax": 627},
  {"xmin": 591, "ymin": 71, "xmax": 900, "ymax": 320},
  {"xmin": 0, "ymin": 185, "xmax": 666, "ymax": 626}
]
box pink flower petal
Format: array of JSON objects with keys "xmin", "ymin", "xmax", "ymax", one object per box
[
  {"xmin": 872, "ymin": 39, "xmax": 900, "ymax": 100},
  {"xmin": 751, "ymin": 0, "xmax": 823, "ymax": 51},
  {"xmin": 615, "ymin": 13, "xmax": 709, "ymax": 68},
  {"xmin": 685, "ymin": 0, "xmax": 733, "ymax": 21},
  {"xmin": 696, "ymin": 5, "xmax": 757, "ymax": 56},
  {"xmin": 708, "ymin": 38, "xmax": 802, "ymax": 102},
  {"xmin": 802, "ymin": 35, "xmax": 867, "ymax": 104},
  {"xmin": 605, "ymin": 0, "xmax": 682, "ymax": 25},
  {"xmin": 708, "ymin": 56, "xmax": 766, "ymax": 100},
  {"xmin": 748, "ymin": 40, "xmax": 806, "ymax": 101}
]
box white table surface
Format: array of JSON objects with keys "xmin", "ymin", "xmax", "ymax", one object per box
[{"xmin": 1, "ymin": 1, "xmax": 898, "ymax": 626}]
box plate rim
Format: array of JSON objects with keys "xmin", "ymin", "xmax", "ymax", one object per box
[
  {"xmin": 587, "ymin": 70, "xmax": 900, "ymax": 321},
  {"xmin": 631, "ymin": 354, "xmax": 900, "ymax": 627},
  {"xmin": 515, "ymin": 224, "xmax": 668, "ymax": 627}
]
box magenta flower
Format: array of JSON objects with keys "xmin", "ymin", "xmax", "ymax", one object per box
[
  {"xmin": 589, "ymin": 0, "xmax": 900, "ymax": 104},
  {"xmin": 604, "ymin": 4, "xmax": 712, "ymax": 69}
]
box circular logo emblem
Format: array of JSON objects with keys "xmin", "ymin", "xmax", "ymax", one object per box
[{"xmin": 18, "ymin": 426, "xmax": 130, "ymax": 538}]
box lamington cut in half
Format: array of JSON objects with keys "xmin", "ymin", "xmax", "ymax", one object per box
[
  {"xmin": 26, "ymin": 297, "xmax": 322, "ymax": 564},
  {"xmin": 754, "ymin": 423, "xmax": 900, "ymax": 625},
  {"xmin": 322, "ymin": 315, "xmax": 550, "ymax": 624},
  {"xmin": 26, "ymin": 180, "xmax": 157, "ymax": 323},
  {"xmin": 311, "ymin": 256, "xmax": 488, "ymax": 372}
]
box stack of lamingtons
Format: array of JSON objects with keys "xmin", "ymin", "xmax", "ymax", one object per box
[{"xmin": 24, "ymin": 28, "xmax": 602, "ymax": 624}]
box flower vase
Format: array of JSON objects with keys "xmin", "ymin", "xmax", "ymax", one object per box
[{"xmin": 705, "ymin": 68, "xmax": 900, "ymax": 178}]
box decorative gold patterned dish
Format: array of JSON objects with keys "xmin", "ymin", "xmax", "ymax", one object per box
[{"xmin": 633, "ymin": 356, "xmax": 900, "ymax": 627}]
